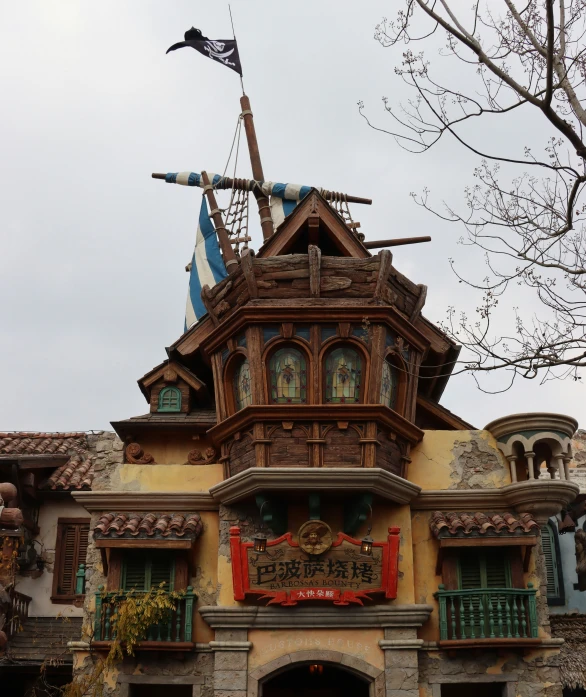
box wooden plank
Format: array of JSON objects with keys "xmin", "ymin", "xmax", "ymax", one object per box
[
  {"xmin": 374, "ymin": 249, "xmax": 393, "ymax": 301},
  {"xmin": 439, "ymin": 537, "xmax": 538, "ymax": 548},
  {"xmin": 308, "ymin": 245, "xmax": 321, "ymax": 298},
  {"xmin": 95, "ymin": 539, "xmax": 192, "ymax": 549},
  {"xmin": 240, "ymin": 249, "xmax": 258, "ymax": 299},
  {"xmin": 410, "ymin": 284, "xmax": 428, "ymax": 322}
]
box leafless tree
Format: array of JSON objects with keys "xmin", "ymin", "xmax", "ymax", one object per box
[{"xmin": 360, "ymin": 1, "xmax": 586, "ymax": 388}]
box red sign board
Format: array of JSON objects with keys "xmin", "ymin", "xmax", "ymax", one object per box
[{"xmin": 230, "ymin": 526, "xmax": 400, "ymax": 606}]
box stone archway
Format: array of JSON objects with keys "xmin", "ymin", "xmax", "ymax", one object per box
[{"xmin": 248, "ymin": 649, "xmax": 384, "ymax": 697}]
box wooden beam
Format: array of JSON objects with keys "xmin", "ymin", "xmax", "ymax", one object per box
[
  {"xmin": 364, "ymin": 236, "xmax": 431, "ymax": 249},
  {"xmin": 240, "ymin": 248, "xmax": 258, "ymax": 299},
  {"xmin": 410, "ymin": 284, "xmax": 428, "ymax": 323},
  {"xmin": 439, "ymin": 537, "xmax": 538, "ymax": 548},
  {"xmin": 308, "ymin": 245, "xmax": 321, "ymax": 298},
  {"xmin": 200, "ymin": 171, "xmax": 238, "ymax": 274},
  {"xmin": 374, "ymin": 249, "xmax": 393, "ymax": 302},
  {"xmin": 94, "ymin": 539, "xmax": 193, "ymax": 549}
]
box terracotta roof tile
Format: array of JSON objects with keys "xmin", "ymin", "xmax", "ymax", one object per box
[
  {"xmin": 40, "ymin": 454, "xmax": 94, "ymax": 491},
  {"xmin": 0, "ymin": 432, "xmax": 87, "ymax": 456},
  {"xmin": 430, "ymin": 511, "xmax": 539, "ymax": 539},
  {"xmin": 94, "ymin": 512, "xmax": 203, "ymax": 539}
]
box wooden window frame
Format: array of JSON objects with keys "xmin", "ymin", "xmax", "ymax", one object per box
[
  {"xmin": 51, "ymin": 517, "xmax": 90, "ymax": 603},
  {"xmin": 320, "ymin": 341, "xmax": 368, "ymax": 405},
  {"xmin": 457, "ymin": 549, "xmax": 512, "ymax": 589},
  {"xmin": 224, "ymin": 350, "xmax": 251, "ymax": 415},
  {"xmin": 264, "ymin": 341, "xmax": 311, "ymax": 405},
  {"xmin": 121, "ymin": 550, "xmax": 176, "ymax": 592},
  {"xmin": 380, "ymin": 351, "xmax": 408, "ymax": 415}
]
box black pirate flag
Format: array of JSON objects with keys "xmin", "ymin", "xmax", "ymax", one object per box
[{"xmin": 166, "ymin": 27, "xmax": 242, "ymax": 76}]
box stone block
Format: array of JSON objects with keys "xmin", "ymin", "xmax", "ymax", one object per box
[
  {"xmin": 213, "ymin": 692, "xmax": 247, "ymax": 697},
  {"xmin": 385, "ymin": 690, "xmax": 419, "ymax": 697},
  {"xmin": 384, "ymin": 628, "xmax": 418, "ymax": 641},
  {"xmin": 386, "ymin": 668, "xmax": 419, "ymax": 691},
  {"xmin": 214, "ymin": 652, "xmax": 247, "ymax": 671},
  {"xmin": 384, "ymin": 649, "xmax": 419, "ymax": 669},
  {"xmin": 214, "ymin": 671, "xmax": 247, "ymax": 691},
  {"xmin": 214, "ymin": 629, "xmax": 248, "ymax": 643}
]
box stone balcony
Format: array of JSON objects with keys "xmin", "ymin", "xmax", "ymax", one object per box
[{"xmin": 485, "ymin": 412, "xmax": 580, "ymax": 522}]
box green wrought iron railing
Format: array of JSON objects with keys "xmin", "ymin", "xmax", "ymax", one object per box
[
  {"xmin": 435, "ymin": 584, "xmax": 538, "ymax": 641},
  {"xmin": 93, "ymin": 587, "xmax": 195, "ymax": 644}
]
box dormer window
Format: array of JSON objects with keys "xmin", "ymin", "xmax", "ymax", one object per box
[
  {"xmin": 269, "ymin": 347, "xmax": 307, "ymax": 404},
  {"xmin": 234, "ymin": 358, "xmax": 252, "ymax": 411},
  {"xmin": 158, "ymin": 386, "xmax": 182, "ymax": 412},
  {"xmin": 324, "ymin": 347, "xmax": 362, "ymax": 403}
]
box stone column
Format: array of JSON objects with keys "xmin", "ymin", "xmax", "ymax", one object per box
[
  {"xmin": 210, "ymin": 628, "xmax": 252, "ymax": 697},
  {"xmin": 379, "ymin": 628, "xmax": 422, "ymax": 697}
]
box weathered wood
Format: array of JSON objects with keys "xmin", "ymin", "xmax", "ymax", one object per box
[
  {"xmin": 200, "ymin": 285, "xmax": 219, "ymax": 326},
  {"xmin": 410, "ymin": 284, "xmax": 428, "ymax": 322},
  {"xmin": 240, "ymin": 95, "xmax": 274, "ymax": 241},
  {"xmin": 321, "ymin": 257, "xmax": 379, "ymax": 271},
  {"xmin": 240, "ymin": 249, "xmax": 258, "ymax": 299},
  {"xmin": 308, "ymin": 245, "xmax": 321, "ymax": 298},
  {"xmin": 374, "ymin": 250, "xmax": 394, "ymax": 302},
  {"xmin": 363, "ymin": 236, "xmax": 431, "ymax": 249},
  {"xmin": 260, "ymin": 269, "xmax": 310, "ymax": 281},
  {"xmin": 200, "ymin": 171, "xmax": 238, "ymax": 273}
]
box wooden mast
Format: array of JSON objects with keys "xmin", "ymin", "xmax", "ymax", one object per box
[
  {"xmin": 200, "ymin": 171, "xmax": 239, "ymax": 274},
  {"xmin": 240, "ymin": 95, "xmax": 274, "ymax": 241}
]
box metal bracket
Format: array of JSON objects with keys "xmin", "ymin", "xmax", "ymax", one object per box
[
  {"xmin": 343, "ymin": 493, "xmax": 373, "ymax": 537},
  {"xmin": 255, "ymin": 495, "xmax": 287, "ymax": 536}
]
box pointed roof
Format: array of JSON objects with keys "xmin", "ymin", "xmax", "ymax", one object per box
[
  {"xmin": 138, "ymin": 359, "xmax": 209, "ymax": 403},
  {"xmin": 257, "ymin": 189, "xmax": 370, "ymax": 259}
]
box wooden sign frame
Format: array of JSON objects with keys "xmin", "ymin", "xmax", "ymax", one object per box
[{"xmin": 230, "ymin": 526, "xmax": 400, "ymax": 606}]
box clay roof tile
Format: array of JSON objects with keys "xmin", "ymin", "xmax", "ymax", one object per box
[
  {"xmin": 94, "ymin": 512, "xmax": 203, "ymax": 541},
  {"xmin": 430, "ymin": 511, "xmax": 539, "ymax": 539}
]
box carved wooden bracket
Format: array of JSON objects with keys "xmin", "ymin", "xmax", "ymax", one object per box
[
  {"xmin": 188, "ymin": 447, "xmax": 217, "ymax": 465},
  {"xmin": 125, "ymin": 443, "xmax": 155, "ymax": 464}
]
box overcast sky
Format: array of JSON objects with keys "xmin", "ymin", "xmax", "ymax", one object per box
[{"xmin": 1, "ymin": 1, "xmax": 583, "ymax": 432}]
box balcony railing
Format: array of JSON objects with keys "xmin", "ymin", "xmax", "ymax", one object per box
[
  {"xmin": 93, "ymin": 587, "xmax": 195, "ymax": 647},
  {"xmin": 6, "ymin": 587, "xmax": 32, "ymax": 640},
  {"xmin": 435, "ymin": 584, "xmax": 538, "ymax": 644}
]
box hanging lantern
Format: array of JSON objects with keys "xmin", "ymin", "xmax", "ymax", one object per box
[
  {"xmin": 253, "ymin": 533, "xmax": 267, "ymax": 553},
  {"xmin": 360, "ymin": 535, "xmax": 374, "ymax": 556},
  {"xmin": 309, "ymin": 664, "xmax": 323, "ymax": 676}
]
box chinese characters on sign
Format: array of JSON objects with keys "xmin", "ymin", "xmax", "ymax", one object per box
[{"xmin": 230, "ymin": 526, "xmax": 400, "ymax": 606}]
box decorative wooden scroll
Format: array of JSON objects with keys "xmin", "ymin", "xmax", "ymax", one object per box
[
  {"xmin": 230, "ymin": 526, "xmax": 400, "ymax": 607},
  {"xmin": 125, "ymin": 443, "xmax": 155, "ymax": 464},
  {"xmin": 187, "ymin": 447, "xmax": 217, "ymax": 465}
]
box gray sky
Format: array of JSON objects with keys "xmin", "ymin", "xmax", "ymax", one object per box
[{"xmin": 1, "ymin": 1, "xmax": 583, "ymax": 432}]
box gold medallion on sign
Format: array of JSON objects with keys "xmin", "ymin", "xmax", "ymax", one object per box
[{"xmin": 298, "ymin": 520, "xmax": 333, "ymax": 556}]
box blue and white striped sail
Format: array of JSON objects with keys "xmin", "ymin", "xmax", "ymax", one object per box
[
  {"xmin": 184, "ymin": 197, "xmax": 228, "ymax": 331},
  {"xmin": 165, "ymin": 172, "xmax": 315, "ymax": 228}
]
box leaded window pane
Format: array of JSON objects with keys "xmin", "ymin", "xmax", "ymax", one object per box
[
  {"xmin": 380, "ymin": 360, "xmax": 398, "ymax": 409},
  {"xmin": 324, "ymin": 348, "xmax": 361, "ymax": 403},
  {"xmin": 269, "ymin": 348, "xmax": 307, "ymax": 404},
  {"xmin": 234, "ymin": 359, "xmax": 252, "ymax": 411}
]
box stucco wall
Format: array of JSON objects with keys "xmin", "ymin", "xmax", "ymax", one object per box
[{"xmin": 16, "ymin": 498, "xmax": 89, "ymax": 618}]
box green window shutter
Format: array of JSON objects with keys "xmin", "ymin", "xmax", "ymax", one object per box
[
  {"xmin": 541, "ymin": 523, "xmax": 561, "ymax": 600},
  {"xmin": 458, "ymin": 550, "xmax": 510, "ymax": 589},
  {"xmin": 150, "ymin": 553, "xmax": 175, "ymax": 590},
  {"xmin": 122, "ymin": 551, "xmax": 175, "ymax": 591},
  {"xmin": 459, "ymin": 551, "xmax": 482, "ymax": 589},
  {"xmin": 122, "ymin": 551, "xmax": 148, "ymax": 591},
  {"xmin": 484, "ymin": 550, "xmax": 510, "ymax": 588},
  {"xmin": 158, "ymin": 386, "xmax": 182, "ymax": 412}
]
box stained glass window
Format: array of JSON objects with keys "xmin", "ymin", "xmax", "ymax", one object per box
[
  {"xmin": 380, "ymin": 360, "xmax": 398, "ymax": 410},
  {"xmin": 158, "ymin": 386, "xmax": 182, "ymax": 412},
  {"xmin": 233, "ymin": 359, "xmax": 252, "ymax": 411},
  {"xmin": 321, "ymin": 326, "xmax": 337, "ymax": 343},
  {"xmin": 269, "ymin": 348, "xmax": 307, "ymax": 403},
  {"xmin": 324, "ymin": 347, "xmax": 362, "ymax": 403}
]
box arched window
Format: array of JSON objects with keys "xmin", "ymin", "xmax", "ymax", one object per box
[
  {"xmin": 380, "ymin": 359, "xmax": 399, "ymax": 410},
  {"xmin": 324, "ymin": 347, "xmax": 362, "ymax": 403},
  {"xmin": 158, "ymin": 386, "xmax": 182, "ymax": 412},
  {"xmin": 233, "ymin": 358, "xmax": 252, "ymax": 411},
  {"xmin": 269, "ymin": 348, "xmax": 307, "ymax": 403}
]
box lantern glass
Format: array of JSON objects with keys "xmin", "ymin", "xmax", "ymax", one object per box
[
  {"xmin": 309, "ymin": 664, "xmax": 323, "ymax": 676},
  {"xmin": 360, "ymin": 535, "xmax": 373, "ymax": 556},
  {"xmin": 254, "ymin": 535, "xmax": 267, "ymax": 553}
]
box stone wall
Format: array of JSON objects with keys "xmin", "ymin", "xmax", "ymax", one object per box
[{"xmin": 418, "ymin": 648, "xmax": 562, "ymax": 697}]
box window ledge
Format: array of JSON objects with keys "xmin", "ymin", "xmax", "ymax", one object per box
[
  {"xmin": 91, "ymin": 641, "xmax": 195, "ymax": 652},
  {"xmin": 51, "ymin": 595, "xmax": 85, "ymax": 605}
]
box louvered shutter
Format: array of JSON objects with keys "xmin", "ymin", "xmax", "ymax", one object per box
[
  {"xmin": 122, "ymin": 552, "xmax": 148, "ymax": 591},
  {"xmin": 56, "ymin": 521, "xmax": 90, "ymax": 596},
  {"xmin": 484, "ymin": 550, "xmax": 509, "ymax": 588},
  {"xmin": 541, "ymin": 524, "xmax": 560, "ymax": 598},
  {"xmin": 459, "ymin": 552, "xmax": 482, "ymax": 589},
  {"xmin": 150, "ymin": 553, "xmax": 174, "ymax": 590},
  {"xmin": 122, "ymin": 552, "xmax": 175, "ymax": 591}
]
